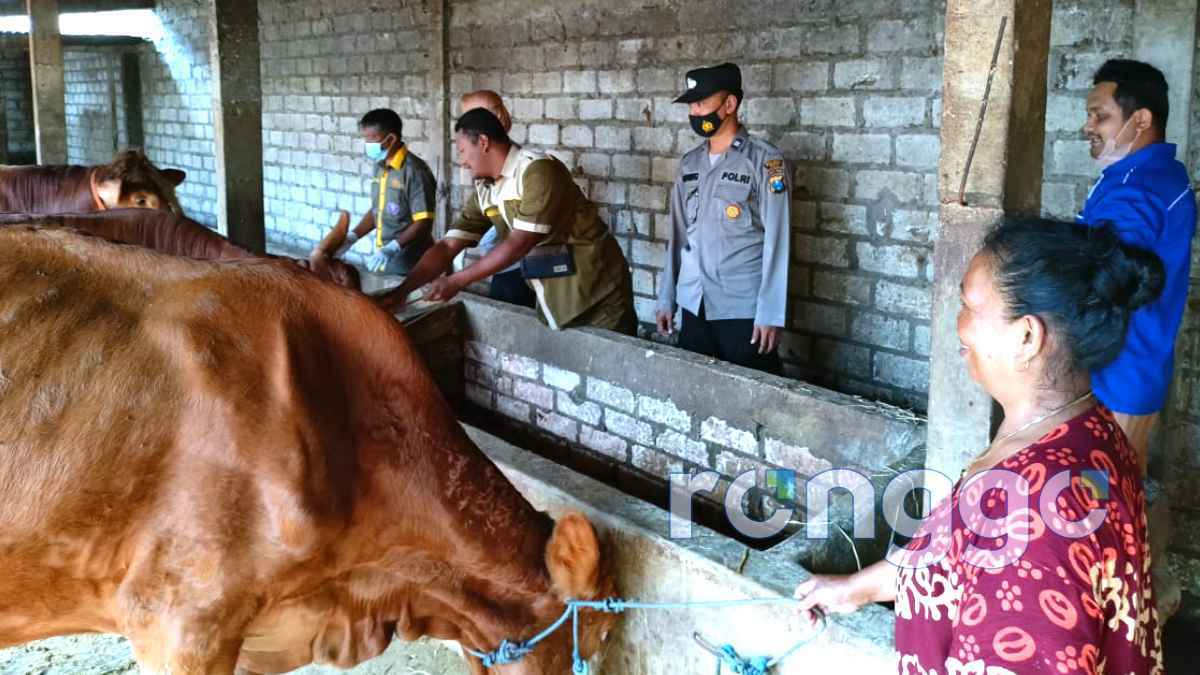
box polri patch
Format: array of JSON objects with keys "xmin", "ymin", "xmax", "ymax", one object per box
[
  {"xmin": 764, "ymin": 159, "xmax": 784, "ymax": 173},
  {"xmin": 720, "ymin": 171, "xmax": 752, "ymax": 185},
  {"xmin": 682, "ymin": 172, "xmax": 699, "ymax": 182}
]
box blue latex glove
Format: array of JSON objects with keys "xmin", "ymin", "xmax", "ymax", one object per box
[{"xmin": 367, "ymin": 239, "xmax": 401, "ymax": 273}]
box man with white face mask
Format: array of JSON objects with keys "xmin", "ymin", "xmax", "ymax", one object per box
[
  {"xmin": 313, "ymin": 108, "xmax": 437, "ymax": 275},
  {"xmin": 1079, "ymin": 59, "xmax": 1196, "ymax": 470}
]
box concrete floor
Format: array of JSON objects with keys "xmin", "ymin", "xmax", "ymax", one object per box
[{"xmin": 0, "ymin": 634, "xmax": 469, "ymax": 675}]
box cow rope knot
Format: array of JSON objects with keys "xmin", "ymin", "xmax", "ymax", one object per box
[
  {"xmin": 463, "ymin": 596, "xmax": 826, "ymax": 674},
  {"xmin": 478, "ymin": 639, "xmax": 534, "ymax": 667}
]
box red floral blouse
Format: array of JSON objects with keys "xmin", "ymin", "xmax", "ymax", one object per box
[{"xmin": 894, "ymin": 404, "xmax": 1162, "ymax": 674}]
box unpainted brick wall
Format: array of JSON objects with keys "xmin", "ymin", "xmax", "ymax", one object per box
[
  {"xmin": 140, "ymin": 0, "xmax": 218, "ymax": 226},
  {"xmin": 1162, "ymin": 0, "xmax": 1200, "ymax": 599},
  {"xmin": 446, "ymin": 0, "xmax": 947, "ymax": 412},
  {"xmin": 258, "ymin": 0, "xmax": 435, "ymax": 258},
  {"xmin": 63, "ymin": 47, "xmax": 130, "ymax": 167},
  {"xmin": 464, "ymin": 340, "xmax": 838, "ymax": 504},
  {"xmin": 0, "ymin": 35, "xmax": 34, "ymax": 164}
]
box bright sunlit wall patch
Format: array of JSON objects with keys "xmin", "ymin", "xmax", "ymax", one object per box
[{"xmin": 0, "ymin": 10, "xmax": 162, "ymax": 40}]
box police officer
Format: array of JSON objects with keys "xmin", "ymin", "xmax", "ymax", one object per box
[
  {"xmin": 380, "ymin": 108, "xmax": 636, "ymax": 334},
  {"xmin": 656, "ymin": 63, "xmax": 791, "ymax": 374},
  {"xmin": 315, "ymin": 109, "xmax": 437, "ymax": 275}
]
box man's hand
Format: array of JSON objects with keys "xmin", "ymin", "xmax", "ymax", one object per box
[
  {"xmin": 656, "ymin": 310, "xmax": 674, "ymax": 336},
  {"xmin": 750, "ymin": 325, "xmax": 780, "ymax": 354},
  {"xmin": 424, "ymin": 275, "xmax": 464, "ymax": 303}
]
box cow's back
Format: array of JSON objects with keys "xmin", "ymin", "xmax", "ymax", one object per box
[
  {"xmin": 0, "ymin": 166, "xmax": 96, "ymax": 214},
  {"xmin": 0, "ymin": 227, "xmax": 361, "ymax": 644}
]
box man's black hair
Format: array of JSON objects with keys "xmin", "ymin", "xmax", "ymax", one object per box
[
  {"xmin": 1093, "ymin": 59, "xmax": 1169, "ymax": 134},
  {"xmin": 359, "ymin": 108, "xmax": 403, "ymax": 139},
  {"xmin": 454, "ymin": 108, "xmax": 512, "ymax": 146}
]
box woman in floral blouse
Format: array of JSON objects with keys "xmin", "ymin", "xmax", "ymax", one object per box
[{"xmin": 794, "ymin": 218, "xmax": 1165, "ymax": 674}]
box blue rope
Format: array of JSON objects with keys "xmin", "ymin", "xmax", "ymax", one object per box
[{"xmin": 463, "ymin": 596, "xmax": 827, "ymax": 674}]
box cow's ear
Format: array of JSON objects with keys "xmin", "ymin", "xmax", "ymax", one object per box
[
  {"xmin": 161, "ymin": 169, "xmax": 186, "ymax": 186},
  {"xmin": 545, "ymin": 511, "xmax": 601, "ymax": 601}
]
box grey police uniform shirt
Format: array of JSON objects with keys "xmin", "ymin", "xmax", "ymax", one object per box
[{"xmin": 657, "ymin": 127, "xmax": 791, "ymax": 327}]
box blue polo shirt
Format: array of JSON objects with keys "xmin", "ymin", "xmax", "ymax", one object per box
[{"xmin": 1077, "ymin": 143, "xmax": 1196, "ymax": 415}]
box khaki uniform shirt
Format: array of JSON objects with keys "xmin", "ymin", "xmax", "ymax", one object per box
[{"xmin": 447, "ymin": 147, "xmax": 631, "ymax": 329}]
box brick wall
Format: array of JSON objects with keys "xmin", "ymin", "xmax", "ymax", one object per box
[
  {"xmin": 460, "ymin": 294, "xmax": 925, "ymax": 548},
  {"xmin": 140, "ymin": 0, "xmax": 218, "ymax": 226},
  {"xmin": 445, "ymin": 0, "xmax": 946, "ymax": 412},
  {"xmin": 1162, "ymin": 4, "xmax": 1200, "ymax": 603},
  {"xmin": 63, "ymin": 47, "xmax": 128, "ymax": 166},
  {"xmin": 0, "ymin": 36, "xmax": 34, "ymax": 164},
  {"xmin": 258, "ymin": 0, "xmax": 435, "ymax": 259}
]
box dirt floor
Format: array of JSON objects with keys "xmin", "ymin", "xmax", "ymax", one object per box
[{"xmin": 0, "ymin": 634, "xmax": 470, "ymax": 675}]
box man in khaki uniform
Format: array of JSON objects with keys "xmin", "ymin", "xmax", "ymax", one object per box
[
  {"xmin": 381, "ymin": 108, "xmax": 635, "ymax": 334},
  {"xmin": 459, "ymin": 90, "xmax": 535, "ymax": 309}
]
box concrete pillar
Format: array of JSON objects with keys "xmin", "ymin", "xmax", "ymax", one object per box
[
  {"xmin": 26, "ymin": 0, "xmax": 67, "ymax": 165},
  {"xmin": 208, "ymin": 0, "xmax": 264, "ymax": 253},
  {"xmin": 0, "ymin": 77, "xmax": 8, "ymax": 164},
  {"xmin": 926, "ymin": 0, "xmax": 1053, "ymax": 480},
  {"xmin": 430, "ymin": 0, "xmax": 451, "ymax": 237},
  {"xmin": 1135, "ymin": 0, "xmax": 1197, "ymax": 161},
  {"xmin": 120, "ymin": 52, "xmax": 144, "ymax": 150}
]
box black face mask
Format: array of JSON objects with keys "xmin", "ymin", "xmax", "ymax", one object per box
[
  {"xmin": 689, "ymin": 97, "xmax": 729, "ymax": 138},
  {"xmin": 689, "ymin": 110, "xmax": 724, "ymax": 138}
]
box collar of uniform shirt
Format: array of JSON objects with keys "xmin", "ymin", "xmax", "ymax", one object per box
[
  {"xmin": 383, "ymin": 144, "xmax": 408, "ymax": 170},
  {"xmin": 498, "ymin": 144, "xmax": 524, "ymax": 179}
]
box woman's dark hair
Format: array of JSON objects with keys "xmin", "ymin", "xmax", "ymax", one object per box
[{"xmin": 982, "ymin": 218, "xmax": 1165, "ymax": 375}]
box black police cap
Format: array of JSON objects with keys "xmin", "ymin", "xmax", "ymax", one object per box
[{"xmin": 674, "ymin": 62, "xmax": 743, "ymax": 104}]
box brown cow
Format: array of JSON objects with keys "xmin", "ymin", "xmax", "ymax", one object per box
[
  {"xmin": 0, "ymin": 209, "xmax": 362, "ymax": 291},
  {"xmin": 0, "ymin": 149, "xmax": 186, "ymax": 214},
  {"xmin": 0, "ymin": 225, "xmax": 619, "ymax": 674}
]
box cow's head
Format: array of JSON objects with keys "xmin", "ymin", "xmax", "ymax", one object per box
[
  {"xmin": 234, "ymin": 512, "xmax": 619, "ymax": 675},
  {"xmin": 93, "ymin": 150, "xmax": 186, "ymax": 214},
  {"xmin": 521, "ymin": 511, "xmax": 621, "ymax": 674}
]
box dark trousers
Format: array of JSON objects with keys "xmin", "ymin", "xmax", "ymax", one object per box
[
  {"xmin": 489, "ymin": 268, "xmax": 537, "ymax": 309},
  {"xmin": 678, "ymin": 302, "xmax": 782, "ymax": 375}
]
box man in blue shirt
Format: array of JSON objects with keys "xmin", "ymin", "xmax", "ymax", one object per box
[{"xmin": 1079, "ymin": 59, "xmax": 1196, "ymax": 471}]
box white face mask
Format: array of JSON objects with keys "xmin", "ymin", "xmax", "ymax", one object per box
[{"xmin": 1095, "ymin": 116, "xmax": 1141, "ymax": 170}]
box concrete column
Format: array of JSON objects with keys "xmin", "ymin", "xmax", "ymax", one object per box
[
  {"xmin": 0, "ymin": 76, "xmax": 8, "ymax": 164},
  {"xmin": 26, "ymin": 0, "xmax": 67, "ymax": 165},
  {"xmin": 429, "ymin": 0, "xmax": 451, "ymax": 237},
  {"xmin": 927, "ymin": 0, "xmax": 1052, "ymax": 480},
  {"xmin": 1135, "ymin": 0, "xmax": 1197, "ymax": 161},
  {"xmin": 120, "ymin": 52, "xmax": 144, "ymax": 150},
  {"xmin": 208, "ymin": 0, "xmax": 264, "ymax": 253}
]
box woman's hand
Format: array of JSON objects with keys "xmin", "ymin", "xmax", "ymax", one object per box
[{"xmin": 792, "ymin": 574, "xmax": 870, "ymax": 621}]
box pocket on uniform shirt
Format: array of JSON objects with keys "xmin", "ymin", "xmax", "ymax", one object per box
[
  {"xmin": 685, "ymin": 188, "xmax": 701, "ymax": 230},
  {"xmin": 715, "ymin": 184, "xmax": 753, "ymax": 232}
]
